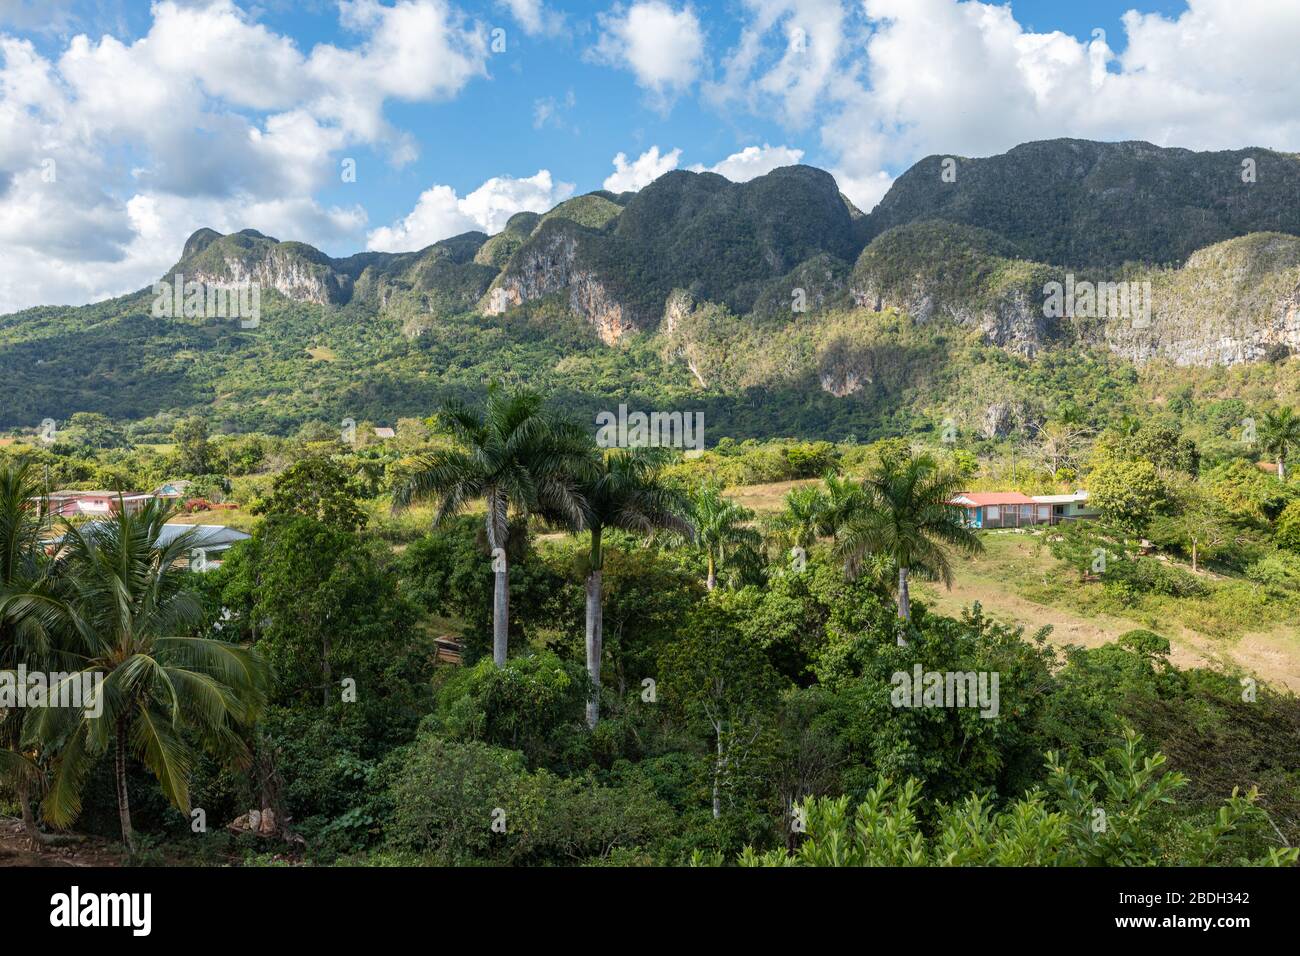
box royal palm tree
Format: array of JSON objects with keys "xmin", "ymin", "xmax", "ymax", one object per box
[
  {"xmin": 832, "ymin": 450, "xmax": 982, "ymax": 639},
  {"xmin": 392, "ymin": 382, "xmax": 590, "ymax": 666},
  {"xmin": 574, "ymin": 448, "xmax": 691, "ymax": 728},
  {"xmin": 689, "ymin": 484, "xmax": 761, "ymax": 591},
  {"xmin": 1259, "ymin": 407, "xmax": 1300, "ymax": 481},
  {"xmin": 29, "ymin": 498, "xmax": 266, "ymax": 853}
]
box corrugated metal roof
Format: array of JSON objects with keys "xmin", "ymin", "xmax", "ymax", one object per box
[{"xmin": 950, "ymin": 492, "xmax": 1036, "ymax": 506}]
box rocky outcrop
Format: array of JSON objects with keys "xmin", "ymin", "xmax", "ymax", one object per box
[
  {"xmin": 187, "ymin": 247, "xmax": 351, "ymax": 306},
  {"xmin": 850, "ymin": 275, "xmax": 1051, "ymax": 356},
  {"xmin": 1097, "ymin": 236, "xmax": 1300, "ymax": 366},
  {"xmin": 482, "ymin": 224, "xmax": 636, "ymax": 344}
]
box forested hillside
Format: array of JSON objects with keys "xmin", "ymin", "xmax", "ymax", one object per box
[{"xmin": 4, "ymin": 139, "xmax": 1300, "ymax": 443}]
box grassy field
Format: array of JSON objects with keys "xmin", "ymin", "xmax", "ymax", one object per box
[
  {"xmin": 912, "ymin": 531, "xmax": 1300, "ymax": 691},
  {"xmin": 727, "ymin": 480, "xmax": 1300, "ymax": 691}
]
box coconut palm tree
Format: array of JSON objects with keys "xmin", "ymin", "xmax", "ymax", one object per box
[
  {"xmin": 0, "ymin": 463, "xmax": 68, "ymax": 844},
  {"xmin": 832, "ymin": 450, "xmax": 982, "ymax": 639},
  {"xmin": 574, "ymin": 448, "xmax": 691, "ymax": 728},
  {"xmin": 689, "ymin": 483, "xmax": 761, "ymax": 591},
  {"xmin": 767, "ymin": 484, "xmax": 826, "ymax": 553},
  {"xmin": 28, "ymin": 498, "xmax": 266, "ymax": 853},
  {"xmin": 817, "ymin": 473, "xmax": 867, "ymax": 537},
  {"xmin": 1259, "ymin": 407, "xmax": 1300, "ymax": 481},
  {"xmin": 392, "ymin": 382, "xmax": 590, "ymax": 666}
]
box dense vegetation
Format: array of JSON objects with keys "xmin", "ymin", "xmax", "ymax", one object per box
[{"xmin": 1, "ymin": 381, "xmax": 1297, "ymax": 868}]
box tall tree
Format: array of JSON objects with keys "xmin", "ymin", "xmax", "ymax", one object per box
[
  {"xmin": 31, "ymin": 499, "xmax": 266, "ymax": 853},
  {"xmin": 0, "ymin": 463, "xmax": 66, "ymax": 844},
  {"xmin": 688, "ymin": 484, "xmax": 760, "ymax": 591},
  {"xmin": 1259, "ymin": 407, "xmax": 1300, "ymax": 481},
  {"xmin": 832, "ymin": 450, "xmax": 982, "ymax": 634},
  {"xmin": 767, "ymin": 484, "xmax": 826, "ymax": 554},
  {"xmin": 392, "ymin": 383, "xmax": 589, "ymax": 666},
  {"xmin": 573, "ymin": 448, "xmax": 691, "ymax": 728}
]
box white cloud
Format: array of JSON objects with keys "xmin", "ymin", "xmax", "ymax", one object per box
[
  {"xmin": 367, "ymin": 170, "xmax": 574, "ymax": 252},
  {"xmin": 703, "ymin": 0, "xmax": 1300, "ymax": 211},
  {"xmin": 706, "ymin": 0, "xmax": 849, "ymax": 127},
  {"xmin": 497, "ymin": 0, "xmax": 562, "ymax": 36},
  {"xmin": 590, "ymin": 2, "xmax": 705, "ymax": 110},
  {"xmin": 689, "ymin": 144, "xmax": 804, "ymax": 181},
  {"xmin": 603, "ymin": 146, "xmax": 682, "ymax": 191},
  {"xmin": 0, "ymin": 0, "xmax": 491, "ymax": 313},
  {"xmin": 533, "ymin": 89, "xmax": 576, "ymax": 130},
  {"xmin": 0, "ymin": 190, "xmax": 366, "ymax": 316}
]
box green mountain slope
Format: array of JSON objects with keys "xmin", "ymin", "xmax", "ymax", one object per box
[
  {"xmin": 864, "ymin": 139, "xmax": 1300, "ymax": 268},
  {"xmin": 4, "ymin": 139, "xmax": 1300, "ymax": 438}
]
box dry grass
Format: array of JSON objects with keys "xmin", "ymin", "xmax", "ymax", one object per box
[{"xmin": 726, "ymin": 478, "xmax": 820, "ymax": 514}]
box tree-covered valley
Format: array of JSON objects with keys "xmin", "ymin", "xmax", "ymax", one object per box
[{"xmin": 2, "ymin": 138, "xmax": 1299, "ymax": 871}]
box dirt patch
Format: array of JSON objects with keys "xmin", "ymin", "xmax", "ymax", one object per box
[
  {"xmin": 0, "ymin": 818, "xmax": 124, "ymax": 867},
  {"xmin": 726, "ymin": 479, "xmax": 820, "ymax": 514},
  {"xmin": 916, "ymin": 552, "xmax": 1300, "ymax": 692}
]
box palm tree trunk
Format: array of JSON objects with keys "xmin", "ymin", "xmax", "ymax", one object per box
[
  {"xmin": 1279, "ymin": 458, "xmax": 1286, "ymax": 482},
  {"xmin": 706, "ymin": 552, "xmax": 717, "ymax": 591},
  {"xmin": 585, "ymin": 526, "xmax": 603, "ymax": 729},
  {"xmin": 493, "ymin": 565, "xmax": 509, "ymax": 667},
  {"xmin": 896, "ymin": 566, "xmax": 911, "ymax": 642},
  {"xmin": 489, "ymin": 503, "xmax": 509, "ymax": 668},
  {"xmin": 114, "ymin": 717, "xmax": 135, "ymax": 854},
  {"xmin": 584, "ymin": 570, "xmax": 603, "ymax": 728},
  {"xmin": 18, "ymin": 775, "xmax": 44, "ymax": 845},
  {"xmin": 1191, "ymin": 539, "xmax": 1198, "ymax": 573}
]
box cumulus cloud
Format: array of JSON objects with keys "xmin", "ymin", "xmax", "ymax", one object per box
[
  {"xmin": 603, "ymin": 146, "xmax": 682, "ymax": 191},
  {"xmin": 688, "ymin": 144, "xmax": 805, "ymax": 181},
  {"xmin": 590, "ymin": 1, "xmax": 705, "ymax": 110},
  {"xmin": 700, "ymin": 0, "xmax": 1300, "ymax": 211},
  {"xmin": 705, "ymin": 0, "xmax": 849, "ymax": 127},
  {"xmin": 0, "ymin": 0, "xmax": 491, "ymax": 313},
  {"xmin": 367, "ymin": 170, "xmax": 574, "ymax": 252}
]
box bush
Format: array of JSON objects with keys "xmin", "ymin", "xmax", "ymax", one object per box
[
  {"xmin": 1103, "ymin": 556, "xmax": 1208, "ymax": 600},
  {"xmin": 386, "ymin": 734, "xmax": 675, "ymax": 864},
  {"xmin": 429, "ymin": 651, "xmax": 589, "ymax": 769}
]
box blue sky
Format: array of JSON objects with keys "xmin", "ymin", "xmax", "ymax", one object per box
[{"xmin": 3, "ymin": 0, "xmax": 1297, "ymax": 313}]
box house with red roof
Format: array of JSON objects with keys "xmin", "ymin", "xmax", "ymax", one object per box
[{"xmin": 949, "ymin": 490, "xmax": 1097, "ymax": 529}]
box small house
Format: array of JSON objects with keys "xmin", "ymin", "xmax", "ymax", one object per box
[
  {"xmin": 156, "ymin": 523, "xmax": 252, "ymax": 571},
  {"xmin": 1029, "ymin": 491, "xmax": 1098, "ymax": 524},
  {"xmin": 40, "ymin": 490, "xmax": 154, "ymax": 517},
  {"xmin": 949, "ymin": 492, "xmax": 1041, "ymax": 529}
]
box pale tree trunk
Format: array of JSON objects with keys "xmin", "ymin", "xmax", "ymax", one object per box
[
  {"xmin": 585, "ymin": 527, "xmax": 603, "ymax": 729},
  {"xmin": 488, "ymin": 502, "xmax": 509, "ymax": 668},
  {"xmin": 584, "ymin": 569, "xmax": 602, "ymax": 728},
  {"xmin": 493, "ymin": 565, "xmax": 509, "ymax": 667},
  {"xmin": 1279, "ymin": 458, "xmax": 1286, "ymax": 482},
  {"xmin": 115, "ymin": 717, "xmax": 135, "ymax": 854},
  {"xmin": 896, "ymin": 565, "xmax": 911, "ymax": 644},
  {"xmin": 706, "ymin": 552, "xmax": 717, "ymax": 591},
  {"xmin": 1191, "ymin": 538, "xmax": 1199, "ymax": 573}
]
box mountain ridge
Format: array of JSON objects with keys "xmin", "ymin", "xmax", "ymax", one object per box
[{"xmin": 5, "ymin": 137, "xmax": 1300, "ymax": 433}]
